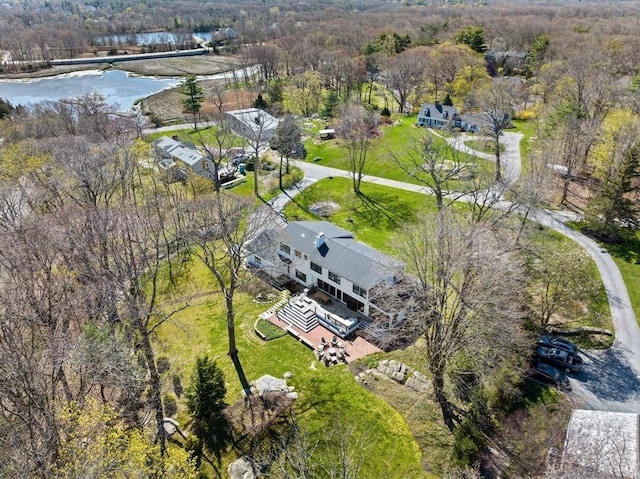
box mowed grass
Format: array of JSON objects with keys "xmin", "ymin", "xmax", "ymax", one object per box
[
  {"xmin": 283, "ymin": 176, "xmax": 439, "ymax": 252},
  {"xmin": 511, "ymin": 119, "xmax": 540, "ymax": 173},
  {"xmin": 603, "ymin": 231, "xmax": 640, "ymax": 327},
  {"xmin": 152, "ymin": 258, "xmax": 427, "ymax": 478},
  {"xmin": 303, "ymin": 115, "xmax": 493, "ymax": 186}
]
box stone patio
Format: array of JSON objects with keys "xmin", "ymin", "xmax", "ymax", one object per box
[{"xmin": 267, "ymin": 313, "xmax": 381, "ymax": 363}]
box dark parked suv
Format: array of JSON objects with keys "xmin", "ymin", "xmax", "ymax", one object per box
[
  {"xmin": 536, "ymin": 345, "xmax": 583, "ymax": 373},
  {"xmin": 532, "ymin": 362, "xmax": 571, "ymax": 390},
  {"xmin": 537, "ymin": 334, "xmax": 578, "ymax": 355}
]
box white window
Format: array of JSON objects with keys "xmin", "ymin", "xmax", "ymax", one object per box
[
  {"xmin": 353, "ymin": 284, "xmax": 367, "ymax": 298},
  {"xmin": 280, "ymin": 242, "xmax": 291, "ymax": 254}
]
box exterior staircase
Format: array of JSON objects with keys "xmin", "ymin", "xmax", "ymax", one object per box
[
  {"xmin": 258, "ymin": 290, "xmax": 290, "ymax": 320},
  {"xmin": 277, "ymin": 296, "xmax": 319, "ymax": 333}
]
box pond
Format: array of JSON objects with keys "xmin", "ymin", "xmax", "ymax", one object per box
[
  {"xmin": 0, "ymin": 66, "xmax": 254, "ymax": 112},
  {"xmin": 93, "ymin": 32, "xmax": 214, "ymax": 47},
  {"xmin": 0, "ymin": 69, "xmax": 180, "ymax": 111}
]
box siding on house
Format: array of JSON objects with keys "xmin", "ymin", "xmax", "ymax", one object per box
[
  {"xmin": 247, "ymin": 220, "xmax": 403, "ymax": 318},
  {"xmin": 224, "ymin": 108, "xmax": 279, "ymax": 142}
]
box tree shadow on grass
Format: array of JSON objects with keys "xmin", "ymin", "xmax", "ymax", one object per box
[
  {"xmin": 603, "ymin": 233, "xmax": 640, "ymax": 264},
  {"xmin": 232, "ymin": 354, "xmax": 252, "ymax": 396},
  {"xmin": 354, "ymin": 191, "xmax": 417, "ymax": 230}
]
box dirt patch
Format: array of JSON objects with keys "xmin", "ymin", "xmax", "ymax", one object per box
[
  {"xmin": 309, "ymin": 201, "xmax": 340, "ymax": 217},
  {"xmin": 141, "ymin": 80, "xmax": 259, "ymax": 125}
]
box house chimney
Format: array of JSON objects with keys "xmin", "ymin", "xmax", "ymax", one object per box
[{"xmin": 314, "ymin": 232, "xmax": 325, "ymax": 249}]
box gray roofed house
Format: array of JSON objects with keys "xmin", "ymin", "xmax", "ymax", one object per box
[
  {"xmin": 417, "ymin": 101, "xmax": 459, "ymax": 129},
  {"xmin": 224, "ymin": 108, "xmax": 279, "ymax": 143},
  {"xmin": 153, "ymin": 135, "xmax": 230, "ymax": 181},
  {"xmin": 246, "ymin": 220, "xmax": 403, "ymax": 320},
  {"xmin": 285, "ymin": 221, "xmax": 402, "ymax": 291}
]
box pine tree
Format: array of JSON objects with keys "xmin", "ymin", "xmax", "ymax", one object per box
[
  {"xmin": 185, "ymin": 355, "xmax": 229, "ymax": 451},
  {"xmin": 180, "ymin": 74, "xmax": 204, "ymax": 130}
]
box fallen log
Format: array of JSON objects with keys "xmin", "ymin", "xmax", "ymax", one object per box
[{"xmin": 548, "ymin": 326, "xmax": 614, "ymax": 337}]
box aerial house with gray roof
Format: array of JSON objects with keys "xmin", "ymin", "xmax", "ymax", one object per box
[
  {"xmin": 224, "ymin": 108, "xmax": 279, "ymax": 143},
  {"xmin": 152, "ymin": 136, "xmax": 233, "ymax": 182},
  {"xmin": 247, "ymin": 221, "xmax": 404, "ymax": 331}
]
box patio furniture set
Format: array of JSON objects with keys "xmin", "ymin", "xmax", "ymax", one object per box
[{"xmin": 316, "ymin": 335, "xmax": 347, "ymax": 365}]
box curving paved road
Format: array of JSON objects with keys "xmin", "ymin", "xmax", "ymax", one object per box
[{"xmin": 274, "ymin": 131, "xmax": 640, "ymax": 413}]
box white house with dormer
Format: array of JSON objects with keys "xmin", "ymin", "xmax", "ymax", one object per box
[{"xmin": 247, "ymin": 221, "xmax": 403, "ymax": 323}]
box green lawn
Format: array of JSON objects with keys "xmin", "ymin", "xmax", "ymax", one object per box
[
  {"xmin": 283, "ymin": 176, "xmax": 439, "ymax": 252},
  {"xmin": 464, "ymin": 138, "xmax": 504, "ymax": 154},
  {"xmin": 303, "ymin": 115, "xmax": 493, "ymax": 186},
  {"xmin": 153, "ymin": 259, "xmax": 427, "ymax": 478},
  {"xmin": 511, "ymin": 119, "xmax": 540, "ymax": 171},
  {"xmin": 603, "ymin": 231, "xmax": 640, "ymax": 326}
]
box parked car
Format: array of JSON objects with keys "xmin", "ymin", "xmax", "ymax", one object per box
[
  {"xmin": 536, "ymin": 345, "xmax": 583, "ymax": 373},
  {"xmin": 244, "ymin": 159, "xmax": 276, "ymax": 172},
  {"xmin": 230, "ymin": 154, "xmax": 250, "ymax": 166},
  {"xmin": 537, "ymin": 334, "xmax": 578, "ymax": 355},
  {"xmin": 532, "ymin": 362, "xmax": 571, "ymax": 391}
]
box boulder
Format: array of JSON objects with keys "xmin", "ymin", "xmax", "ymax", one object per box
[
  {"xmin": 228, "ymin": 457, "xmax": 257, "ymax": 479},
  {"xmin": 406, "ymin": 372, "xmax": 430, "ymax": 394}
]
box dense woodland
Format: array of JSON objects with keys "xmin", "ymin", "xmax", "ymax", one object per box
[{"xmin": 1, "ymin": 0, "xmax": 640, "ymax": 478}]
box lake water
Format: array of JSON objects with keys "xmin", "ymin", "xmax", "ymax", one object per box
[
  {"xmin": 0, "ymin": 70, "xmax": 180, "ymax": 111},
  {"xmin": 93, "ymin": 32, "xmax": 214, "ymax": 47},
  {"xmin": 0, "ymin": 67, "xmax": 253, "ymax": 112}
]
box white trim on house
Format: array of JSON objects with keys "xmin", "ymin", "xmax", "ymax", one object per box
[{"xmin": 247, "ymin": 221, "xmax": 403, "ymax": 319}]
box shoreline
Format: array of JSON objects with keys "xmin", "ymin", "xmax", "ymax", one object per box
[{"xmin": 0, "ymin": 53, "xmax": 244, "ymax": 81}]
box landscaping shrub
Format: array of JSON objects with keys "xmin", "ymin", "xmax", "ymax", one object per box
[
  {"xmin": 513, "ymin": 110, "xmax": 537, "ymax": 121},
  {"xmin": 156, "ymin": 355, "xmax": 171, "ymax": 375},
  {"xmin": 451, "ymin": 390, "xmax": 493, "ymax": 467}
]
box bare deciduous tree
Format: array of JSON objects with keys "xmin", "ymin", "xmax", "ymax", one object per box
[
  {"xmin": 370, "ymin": 210, "xmax": 527, "ymax": 431},
  {"xmin": 384, "ymin": 48, "xmax": 427, "ymax": 113},
  {"xmin": 389, "ymin": 132, "xmax": 478, "ymax": 211},
  {"xmin": 178, "ymin": 194, "xmax": 274, "ymax": 390},
  {"xmin": 337, "ymin": 104, "xmax": 379, "ymax": 196}
]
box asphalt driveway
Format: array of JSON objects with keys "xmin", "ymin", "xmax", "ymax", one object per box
[{"xmin": 273, "ymin": 129, "xmax": 640, "ymax": 412}]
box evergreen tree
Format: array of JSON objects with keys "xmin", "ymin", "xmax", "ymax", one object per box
[
  {"xmin": 0, "ymin": 98, "xmax": 14, "ymax": 119},
  {"xmin": 272, "ymin": 114, "xmax": 302, "ymax": 187},
  {"xmin": 253, "ymin": 93, "xmax": 268, "ymax": 109},
  {"xmin": 584, "ymin": 145, "xmax": 638, "ymax": 242},
  {"xmin": 185, "ymin": 355, "xmax": 229, "ymax": 451},
  {"xmin": 453, "ymin": 26, "xmax": 487, "ymax": 54},
  {"xmin": 180, "ymin": 74, "xmax": 204, "ymax": 130}
]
